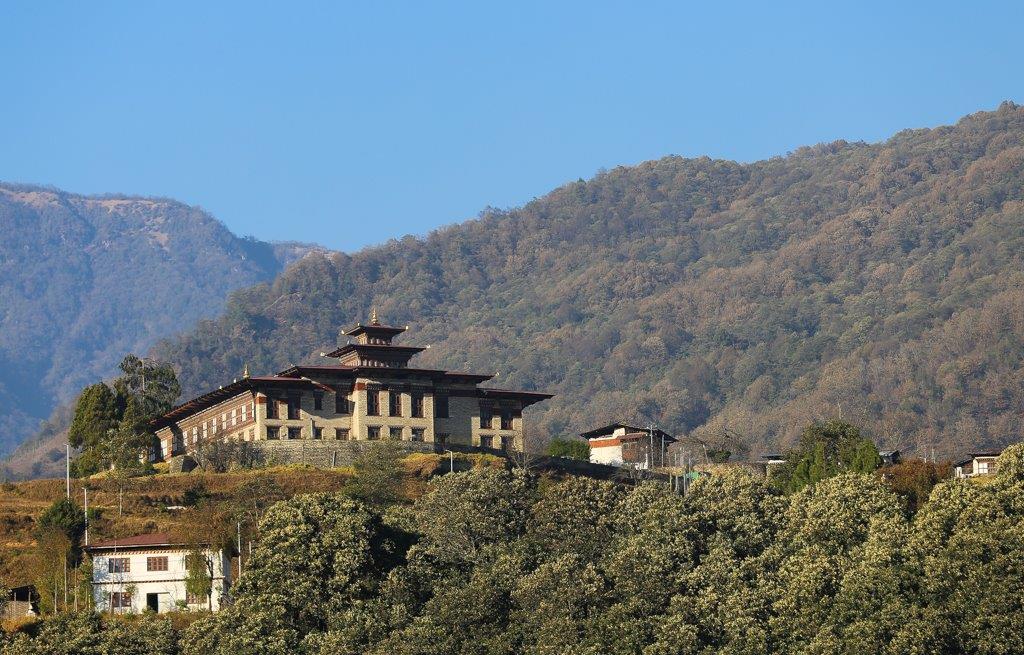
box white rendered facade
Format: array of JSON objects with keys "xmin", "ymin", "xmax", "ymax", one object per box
[{"xmin": 89, "ymin": 536, "xmax": 230, "ymax": 613}]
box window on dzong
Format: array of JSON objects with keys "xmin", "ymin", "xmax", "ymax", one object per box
[
  {"xmin": 389, "ymin": 391, "xmax": 402, "ymax": 417},
  {"xmin": 313, "ymin": 393, "xmax": 323, "ymax": 410},
  {"xmin": 435, "ymin": 395, "xmax": 449, "ymax": 419},
  {"xmin": 411, "ymin": 393, "xmax": 424, "ymax": 418},
  {"xmin": 147, "ymin": 556, "xmax": 168, "ymax": 572},
  {"xmin": 335, "ymin": 391, "xmax": 349, "ymax": 414},
  {"xmin": 367, "ymin": 390, "xmax": 380, "ymax": 416}
]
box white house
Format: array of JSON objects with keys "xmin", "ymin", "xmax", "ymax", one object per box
[
  {"xmin": 87, "ymin": 533, "xmax": 231, "ymax": 613},
  {"xmin": 581, "ymin": 422, "xmax": 676, "ymax": 469},
  {"xmin": 954, "ymin": 451, "xmax": 1002, "ymax": 479}
]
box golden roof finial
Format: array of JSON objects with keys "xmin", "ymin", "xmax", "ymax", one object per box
[
  {"xmin": 242, "ymin": 363, "xmax": 250, "ymax": 378},
  {"xmin": 370, "ymin": 307, "xmax": 380, "ymax": 325}
]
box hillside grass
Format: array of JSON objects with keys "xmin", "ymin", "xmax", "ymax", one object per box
[{"xmin": 0, "ymin": 452, "xmax": 507, "ymax": 587}]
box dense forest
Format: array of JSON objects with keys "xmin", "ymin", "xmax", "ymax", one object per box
[
  {"xmin": 0, "ymin": 184, "xmax": 320, "ymax": 459},
  {"xmin": 4, "ymin": 446, "xmax": 1024, "ymax": 654},
  {"xmin": 151, "ymin": 103, "xmax": 1024, "ymax": 460}
]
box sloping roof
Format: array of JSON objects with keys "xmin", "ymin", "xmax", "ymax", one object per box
[
  {"xmin": 324, "ymin": 343, "xmax": 426, "ymax": 359},
  {"xmin": 87, "ymin": 532, "xmax": 198, "ymax": 550},
  {"xmin": 580, "ymin": 422, "xmax": 676, "ymax": 441},
  {"xmin": 343, "ymin": 322, "xmax": 407, "ymax": 339},
  {"xmin": 152, "ymin": 376, "xmax": 315, "ymax": 430},
  {"xmin": 476, "ymin": 387, "xmax": 554, "ymax": 407}
]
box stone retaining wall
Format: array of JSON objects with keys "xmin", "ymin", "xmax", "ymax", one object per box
[
  {"xmin": 250, "ymin": 439, "xmax": 437, "ymax": 468},
  {"xmin": 175, "ymin": 439, "xmax": 630, "ymax": 481}
]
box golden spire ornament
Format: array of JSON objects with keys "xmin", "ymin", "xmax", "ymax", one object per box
[
  {"xmin": 242, "ymin": 363, "xmax": 250, "ymax": 378},
  {"xmin": 371, "ymin": 307, "xmax": 380, "ymax": 325}
]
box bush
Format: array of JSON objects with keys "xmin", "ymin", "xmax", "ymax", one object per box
[{"xmin": 545, "ymin": 439, "xmax": 590, "ymax": 461}]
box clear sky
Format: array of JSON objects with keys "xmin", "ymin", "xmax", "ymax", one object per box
[{"xmin": 2, "ymin": 1, "xmax": 1022, "ymax": 251}]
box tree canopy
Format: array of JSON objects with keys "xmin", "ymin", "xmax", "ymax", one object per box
[
  {"xmin": 68, "ymin": 354, "xmax": 180, "ymax": 476},
  {"xmin": 6, "ymin": 460, "xmax": 1024, "ymax": 654},
  {"xmin": 777, "ymin": 419, "xmax": 882, "ymax": 492}
]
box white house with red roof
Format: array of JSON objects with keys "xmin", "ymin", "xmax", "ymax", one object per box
[
  {"xmin": 581, "ymin": 422, "xmax": 676, "ymax": 469},
  {"xmin": 86, "ymin": 533, "xmax": 230, "ymax": 613}
]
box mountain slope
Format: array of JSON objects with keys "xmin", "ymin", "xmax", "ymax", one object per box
[
  {"xmin": 10, "ymin": 104, "xmax": 1024, "ymax": 479},
  {"xmin": 0, "ymin": 183, "xmax": 320, "ymax": 459},
  {"xmin": 149, "ymin": 103, "xmax": 1024, "ymax": 462}
]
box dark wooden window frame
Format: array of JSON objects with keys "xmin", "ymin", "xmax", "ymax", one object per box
[{"xmin": 108, "ymin": 557, "xmax": 130, "ymax": 573}]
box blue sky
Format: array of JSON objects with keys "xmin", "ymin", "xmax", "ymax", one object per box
[{"xmin": 2, "ymin": 1, "xmax": 1022, "ymax": 251}]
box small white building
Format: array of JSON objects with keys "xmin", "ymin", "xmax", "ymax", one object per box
[
  {"xmin": 87, "ymin": 533, "xmax": 231, "ymax": 613},
  {"xmin": 954, "ymin": 451, "xmax": 1002, "ymax": 478},
  {"xmin": 581, "ymin": 422, "xmax": 676, "ymax": 469}
]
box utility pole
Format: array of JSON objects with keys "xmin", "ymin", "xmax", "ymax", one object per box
[
  {"xmin": 83, "ymin": 487, "xmax": 89, "ymax": 546},
  {"xmin": 237, "ymin": 522, "xmax": 243, "ymax": 581},
  {"xmin": 66, "ymin": 444, "xmax": 71, "ymax": 499}
]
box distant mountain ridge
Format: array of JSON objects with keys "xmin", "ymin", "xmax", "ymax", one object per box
[
  {"xmin": 0, "ymin": 182, "xmax": 324, "ymax": 463},
  {"xmin": 8, "ymin": 103, "xmax": 1024, "ymax": 479}
]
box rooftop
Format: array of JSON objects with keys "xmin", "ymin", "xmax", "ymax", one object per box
[
  {"xmin": 580, "ymin": 422, "xmax": 676, "ymax": 441},
  {"xmin": 87, "ymin": 532, "xmax": 200, "ymax": 550}
]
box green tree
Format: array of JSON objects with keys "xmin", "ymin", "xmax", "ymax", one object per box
[
  {"xmin": 347, "ymin": 442, "xmax": 404, "ymax": 506},
  {"xmin": 182, "ymin": 493, "xmax": 381, "ymax": 655},
  {"xmin": 780, "ymin": 420, "xmax": 881, "ymax": 492},
  {"xmin": 527, "ymin": 477, "xmax": 624, "ymax": 561},
  {"xmin": 112, "ymin": 354, "xmax": 181, "ymax": 430},
  {"xmin": 69, "ymin": 353, "xmax": 180, "ymax": 475},
  {"xmin": 412, "ymin": 469, "xmax": 534, "ymax": 566},
  {"xmin": 185, "ymin": 548, "xmax": 215, "ymax": 611},
  {"xmin": 769, "ymin": 474, "xmax": 906, "ymax": 653},
  {"xmin": 880, "ymin": 458, "xmax": 950, "ymax": 514},
  {"xmin": 544, "ymin": 439, "xmax": 590, "ymax": 461},
  {"xmin": 36, "ymin": 497, "xmax": 87, "ymax": 563},
  {"xmin": 68, "ymin": 382, "xmax": 120, "ymax": 450}
]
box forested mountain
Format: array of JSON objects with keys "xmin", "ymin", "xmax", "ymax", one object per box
[
  {"xmin": 0, "ymin": 183, "xmax": 320, "ymax": 460},
  {"xmin": 10, "ymin": 103, "xmax": 1024, "ymax": 478},
  {"xmin": 153, "ymin": 103, "xmax": 1024, "ymax": 462}
]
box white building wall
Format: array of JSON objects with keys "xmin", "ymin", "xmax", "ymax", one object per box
[
  {"xmin": 589, "ymin": 443, "xmax": 624, "ymax": 466},
  {"xmin": 92, "ymin": 548, "xmax": 230, "ymax": 613}
]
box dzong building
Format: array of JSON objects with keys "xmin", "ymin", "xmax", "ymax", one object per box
[{"xmin": 152, "ymin": 314, "xmax": 552, "ymax": 460}]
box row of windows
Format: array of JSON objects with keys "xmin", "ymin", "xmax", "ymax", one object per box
[
  {"xmin": 108, "ymin": 590, "xmax": 206, "ymax": 608},
  {"xmin": 264, "ymin": 390, "xmax": 448, "ymax": 419},
  {"xmin": 179, "ymin": 402, "xmax": 256, "ymax": 439},
  {"xmin": 480, "ymin": 411, "xmax": 516, "ymax": 430},
  {"xmin": 367, "ymin": 390, "xmax": 437, "ymax": 418},
  {"xmin": 265, "ymin": 426, "xmax": 433, "ymax": 442},
  {"xmin": 267, "ymin": 393, "xmax": 351, "ymax": 419},
  {"xmin": 107, "ymin": 556, "xmax": 170, "ymax": 573},
  {"xmin": 480, "ymin": 435, "xmax": 513, "ymax": 450},
  {"xmin": 365, "ymin": 426, "xmax": 427, "ymax": 442}
]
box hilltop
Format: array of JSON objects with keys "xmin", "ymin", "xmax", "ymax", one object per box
[{"xmin": 0, "ymin": 184, "xmax": 324, "ymax": 462}]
